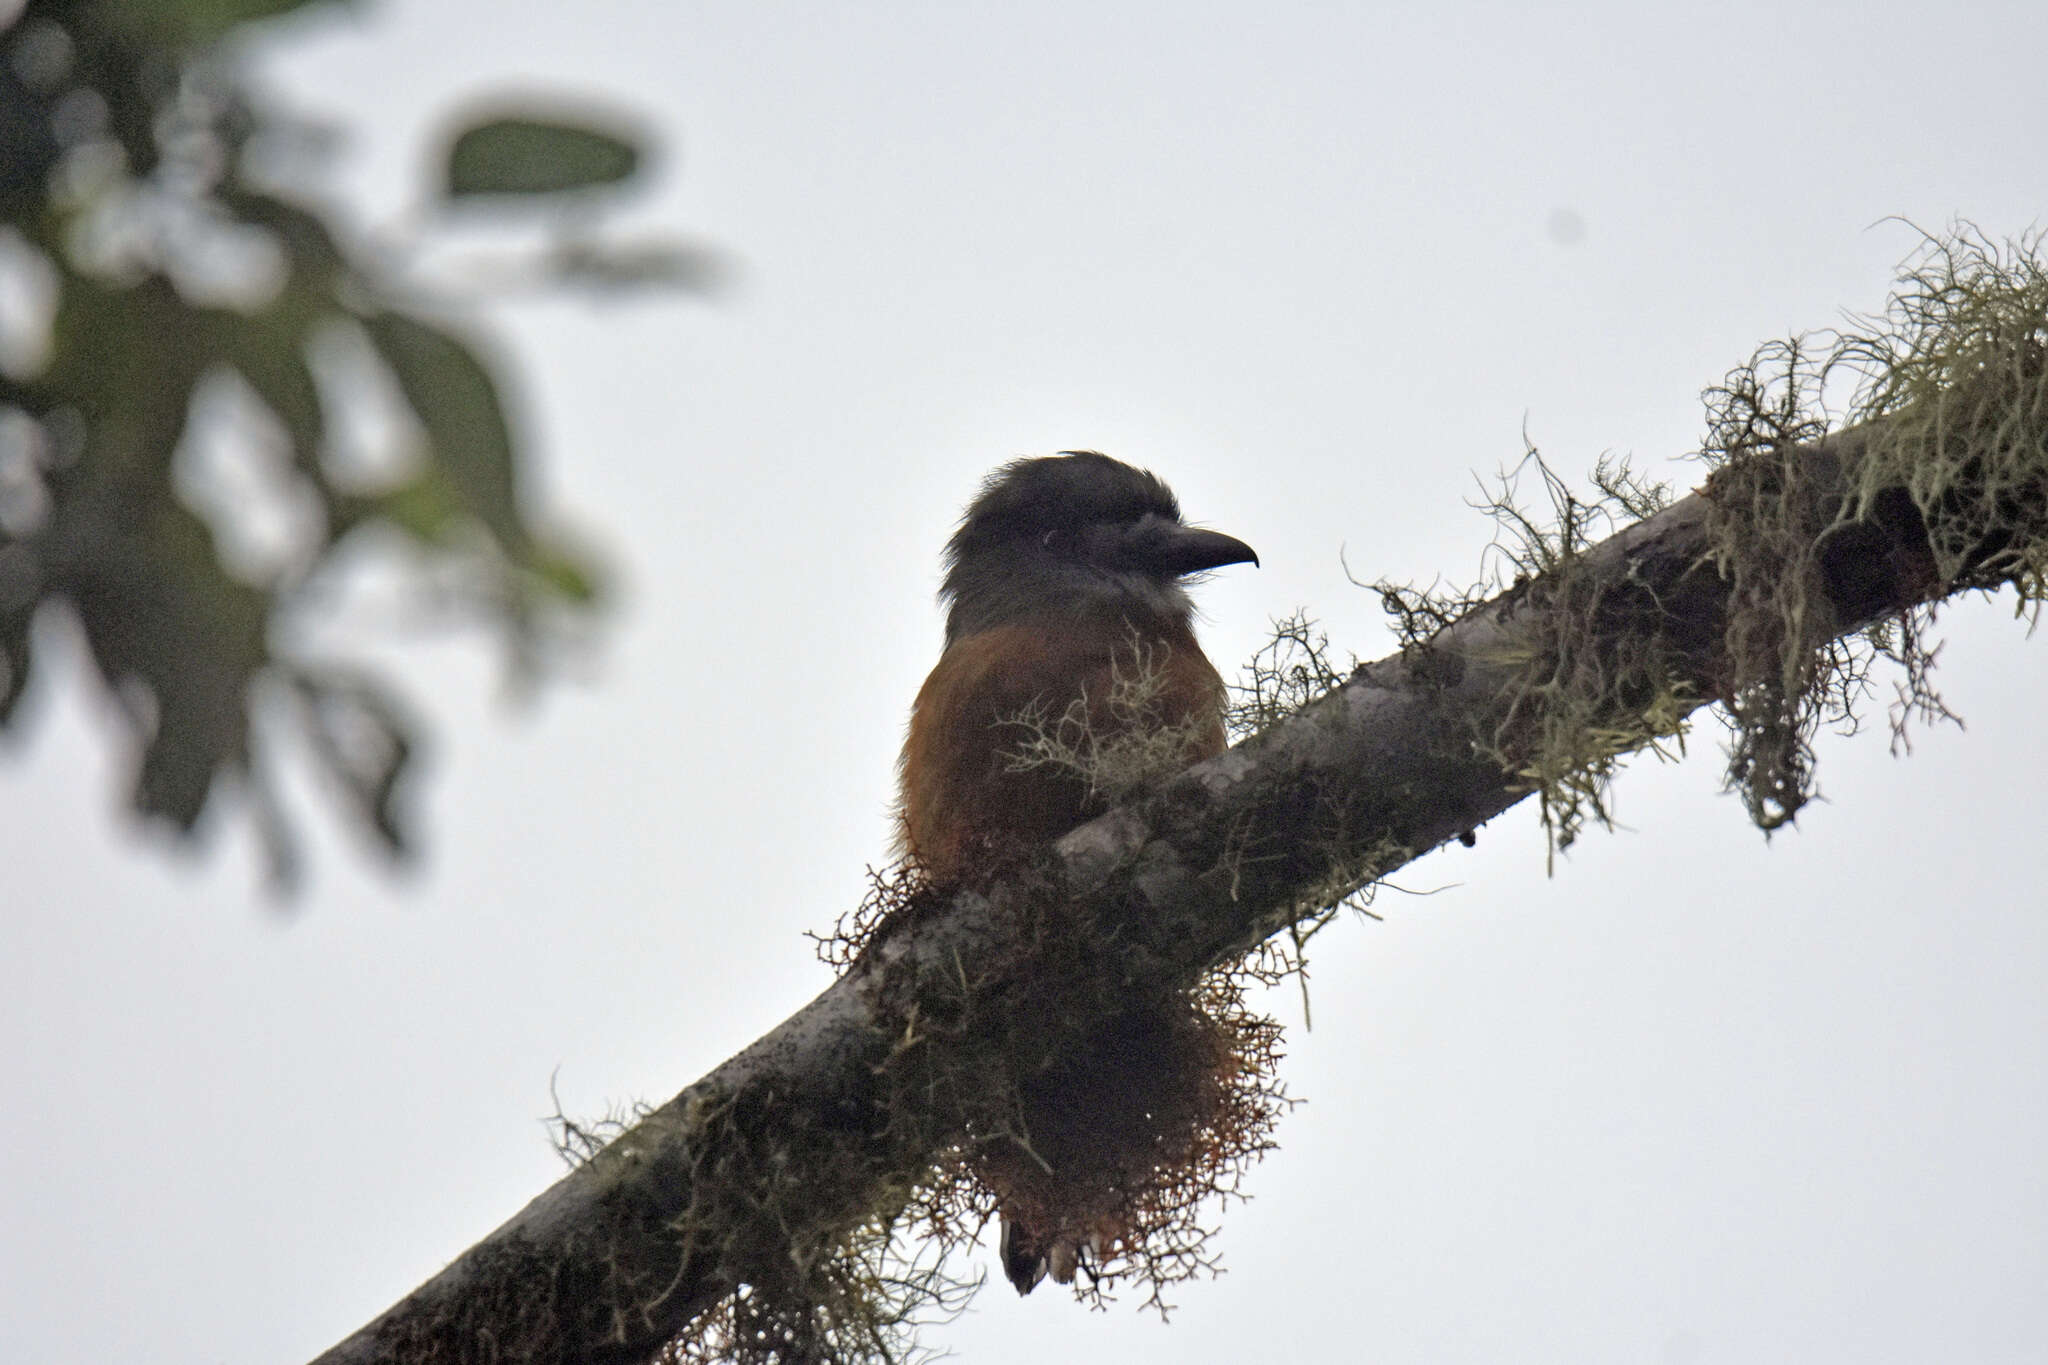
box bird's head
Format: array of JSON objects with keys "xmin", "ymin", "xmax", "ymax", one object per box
[{"xmin": 940, "ymin": 451, "xmax": 1258, "ymax": 644}]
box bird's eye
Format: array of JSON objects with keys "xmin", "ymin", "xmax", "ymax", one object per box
[{"xmin": 1041, "ymin": 529, "xmax": 1062, "ymax": 549}]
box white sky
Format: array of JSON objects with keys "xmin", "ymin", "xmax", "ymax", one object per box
[{"xmin": 2, "ymin": 3, "xmax": 2044, "ymax": 1363}]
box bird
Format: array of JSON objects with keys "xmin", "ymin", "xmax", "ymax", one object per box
[{"xmin": 897, "ymin": 450, "xmax": 1258, "ymax": 1294}]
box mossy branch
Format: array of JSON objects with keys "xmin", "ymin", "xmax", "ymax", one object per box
[{"xmin": 311, "ymin": 230, "xmax": 2046, "ymax": 1365}]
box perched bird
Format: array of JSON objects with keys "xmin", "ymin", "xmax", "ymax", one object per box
[{"xmin": 897, "ymin": 451, "xmax": 1258, "ymax": 1294}]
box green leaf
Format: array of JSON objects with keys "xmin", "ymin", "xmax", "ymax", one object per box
[
  {"xmin": 334, "ymin": 469, "xmax": 464, "ymax": 545},
  {"xmin": 0, "ymin": 589, "xmax": 33, "ymax": 728},
  {"xmin": 219, "ymin": 187, "xmax": 348, "ymax": 289},
  {"xmin": 445, "ymin": 115, "xmax": 641, "ymax": 199},
  {"xmin": 547, "ymin": 238, "xmax": 729, "ymax": 293},
  {"xmin": 224, "ymin": 313, "xmax": 329, "ymax": 489},
  {"xmin": 214, "ymin": 190, "xmax": 355, "ymax": 502},
  {"xmin": 54, "ymin": 497, "xmax": 270, "ymax": 831},
  {"xmin": 97, "ymin": 0, "xmax": 345, "ymax": 46},
  {"xmin": 45, "ymin": 273, "xmax": 215, "ymax": 486},
  {"xmin": 0, "ymin": 64, "xmax": 61, "ymax": 218},
  {"xmin": 527, "ymin": 536, "xmax": 604, "ymax": 605},
  {"xmin": 361, "ymin": 312, "xmax": 526, "ymax": 552}
]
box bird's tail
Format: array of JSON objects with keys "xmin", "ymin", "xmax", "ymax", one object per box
[
  {"xmin": 999, "ymin": 1215, "xmax": 1099, "ymax": 1295},
  {"xmin": 999, "ymin": 1213, "xmax": 1049, "ymax": 1295}
]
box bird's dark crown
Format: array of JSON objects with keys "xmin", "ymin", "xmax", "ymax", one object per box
[
  {"xmin": 947, "ymin": 450, "xmax": 1181, "ymax": 565},
  {"xmin": 939, "ymin": 451, "xmax": 1255, "ymax": 644}
]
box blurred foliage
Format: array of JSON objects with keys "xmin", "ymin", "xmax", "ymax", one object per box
[
  {"xmin": 447, "ymin": 113, "xmax": 638, "ymax": 198},
  {"xmin": 0, "ymin": 0, "xmax": 699, "ymax": 887}
]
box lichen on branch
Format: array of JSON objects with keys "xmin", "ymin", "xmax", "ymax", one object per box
[{"xmin": 1703, "ymin": 226, "xmax": 2048, "ymax": 828}]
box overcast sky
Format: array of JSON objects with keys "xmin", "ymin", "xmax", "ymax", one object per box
[{"xmin": 3, "ymin": 3, "xmax": 2044, "ymax": 1363}]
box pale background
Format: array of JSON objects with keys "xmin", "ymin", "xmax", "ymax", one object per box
[{"xmin": 3, "ymin": 3, "xmax": 2044, "ymax": 1363}]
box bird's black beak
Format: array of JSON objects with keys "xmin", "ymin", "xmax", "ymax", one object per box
[{"xmin": 1124, "ymin": 516, "xmax": 1260, "ymax": 576}]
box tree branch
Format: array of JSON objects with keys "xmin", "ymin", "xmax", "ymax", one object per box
[{"xmin": 313, "ymin": 332, "xmax": 2045, "ymax": 1365}]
